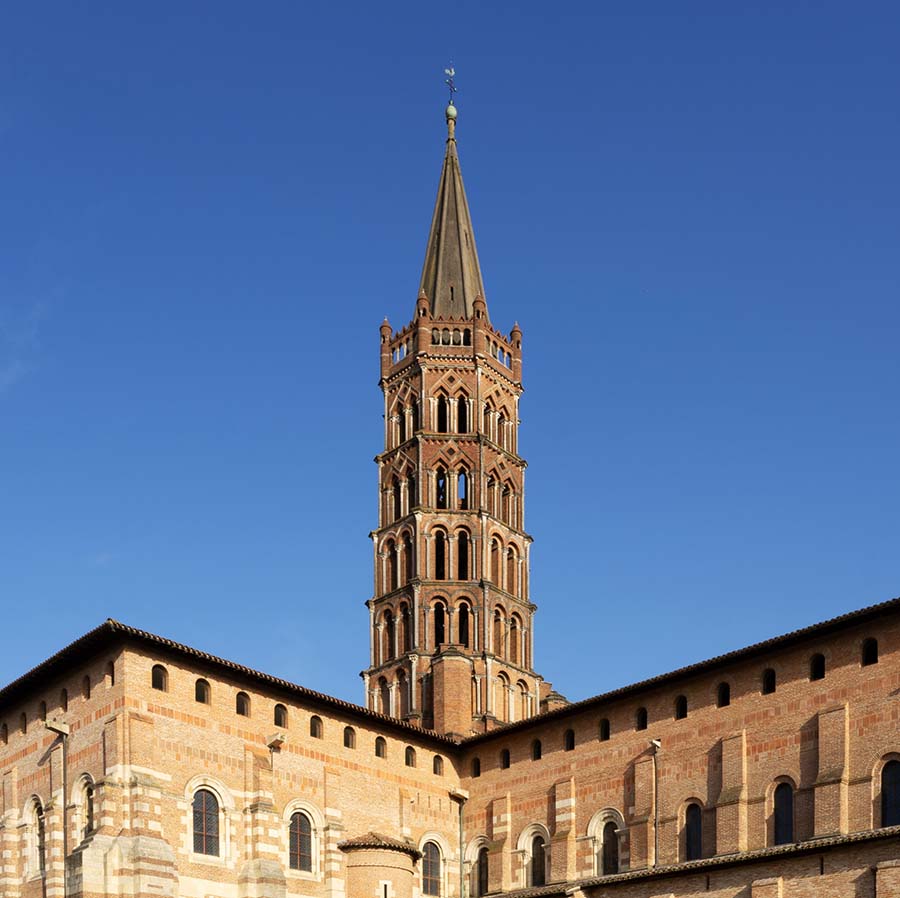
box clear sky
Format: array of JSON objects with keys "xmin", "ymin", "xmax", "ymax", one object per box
[{"xmin": 2, "ymin": 3, "xmax": 898, "ymax": 707}]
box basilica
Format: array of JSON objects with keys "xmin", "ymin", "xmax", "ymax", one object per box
[{"xmin": 1, "ymin": 101, "xmax": 899, "ymax": 898}]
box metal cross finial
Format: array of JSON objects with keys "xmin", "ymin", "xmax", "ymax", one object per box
[{"xmin": 444, "ymin": 64, "xmax": 457, "ymax": 103}]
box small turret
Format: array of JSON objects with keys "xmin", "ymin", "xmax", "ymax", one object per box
[{"xmin": 379, "ymin": 318, "xmax": 393, "ymax": 378}]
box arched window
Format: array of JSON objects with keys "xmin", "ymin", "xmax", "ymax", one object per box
[
  {"xmin": 458, "ymin": 604, "xmax": 470, "ymax": 647},
  {"xmin": 564, "ymin": 729, "xmax": 575, "ymax": 751},
  {"xmin": 105, "ymin": 660, "xmax": 115, "ymax": 686},
  {"xmin": 151, "ymin": 664, "xmax": 168, "ymax": 692},
  {"xmin": 195, "ymin": 679, "xmax": 211, "ymax": 704},
  {"xmin": 434, "ymin": 603, "xmax": 446, "ymax": 646},
  {"xmin": 343, "ymin": 726, "xmax": 356, "ymax": 749},
  {"xmin": 490, "ymin": 539, "xmax": 500, "ymax": 583},
  {"xmin": 773, "ymin": 782, "xmax": 794, "ymax": 844},
  {"xmin": 433, "ymin": 755, "xmax": 444, "ymax": 776},
  {"xmin": 422, "ymin": 841, "xmax": 441, "ymax": 896},
  {"xmin": 436, "ymin": 396, "xmax": 449, "ymax": 433},
  {"xmin": 475, "ymin": 846, "xmax": 489, "ymax": 897},
  {"xmin": 192, "ymin": 789, "xmax": 220, "ymax": 856},
  {"xmin": 236, "ymin": 692, "xmax": 250, "ymax": 717},
  {"xmin": 675, "ymin": 695, "xmax": 688, "ymax": 720},
  {"xmin": 375, "ymin": 736, "xmax": 387, "ymax": 759},
  {"xmin": 882, "ymin": 760, "xmax": 900, "ymax": 826},
  {"xmin": 403, "ymin": 534, "xmax": 414, "ymax": 584},
  {"xmin": 500, "ymin": 748, "xmax": 511, "ymax": 769},
  {"xmin": 82, "ymin": 675, "xmax": 91, "ymax": 699},
  {"xmin": 685, "ymin": 803, "xmax": 703, "ymax": 860},
  {"xmin": 492, "ymin": 609, "xmax": 504, "ymax": 656},
  {"xmin": 716, "ymin": 682, "xmax": 731, "ymax": 708},
  {"xmin": 517, "ymin": 681, "xmax": 529, "ymax": 721},
  {"xmin": 387, "ymin": 541, "xmax": 398, "ymax": 591},
  {"xmin": 506, "ymin": 547, "xmax": 517, "ymax": 595},
  {"xmin": 530, "ymin": 835, "xmax": 546, "ymax": 887},
  {"xmin": 392, "ymin": 476, "xmax": 402, "ymax": 521},
  {"xmin": 405, "ymin": 746, "xmax": 417, "ymax": 767},
  {"xmin": 398, "ymin": 406, "xmax": 408, "ymax": 443},
  {"xmin": 0, "ymin": 723, "xmax": 6, "ymax": 745},
  {"xmin": 458, "ymin": 530, "xmax": 470, "ymax": 578},
  {"xmin": 761, "ymin": 668, "xmax": 776, "ymax": 695},
  {"xmin": 435, "ymin": 531, "xmax": 447, "ymax": 580},
  {"xmin": 82, "ymin": 781, "xmax": 95, "ymax": 838},
  {"xmin": 19, "ymin": 712, "xmax": 26, "ymax": 734},
  {"xmin": 436, "ymin": 467, "xmax": 448, "ymax": 509},
  {"xmin": 601, "ymin": 820, "xmax": 618, "ymax": 874},
  {"xmin": 400, "ymin": 603, "xmax": 412, "ymax": 652},
  {"xmin": 471, "ymin": 757, "xmax": 481, "ymax": 777},
  {"xmin": 862, "ymin": 638, "xmax": 879, "ymax": 666},
  {"xmin": 60, "ymin": 688, "xmax": 68, "ymax": 712},
  {"xmin": 384, "ymin": 610, "xmax": 396, "ymax": 660},
  {"xmin": 39, "ymin": 701, "xmax": 47, "ymax": 722},
  {"xmin": 411, "ymin": 401, "xmax": 420, "ymax": 434},
  {"xmin": 310, "ymin": 715, "xmax": 323, "ymax": 738},
  {"xmin": 509, "ymin": 616, "xmax": 520, "ymax": 665},
  {"xmin": 458, "ymin": 470, "xmax": 469, "ymax": 510},
  {"xmin": 379, "ymin": 677, "xmax": 391, "ymax": 714},
  {"xmin": 531, "ymin": 739, "xmax": 542, "ymax": 761},
  {"xmin": 458, "ymin": 396, "xmax": 469, "ymax": 433},
  {"xmin": 408, "ymin": 473, "xmax": 418, "ymax": 510},
  {"xmin": 599, "ymin": 718, "xmax": 610, "ymax": 742},
  {"xmin": 635, "ymin": 707, "xmax": 648, "ymax": 731},
  {"xmin": 809, "ymin": 653, "xmax": 826, "ymax": 681},
  {"xmin": 31, "ymin": 799, "xmax": 46, "ymax": 876},
  {"xmin": 273, "ymin": 703, "xmax": 287, "ymax": 728},
  {"xmin": 289, "ymin": 811, "xmax": 313, "ymax": 871}
]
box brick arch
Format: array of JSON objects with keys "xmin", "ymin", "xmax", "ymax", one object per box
[{"xmin": 871, "ymin": 751, "xmax": 900, "ymax": 828}]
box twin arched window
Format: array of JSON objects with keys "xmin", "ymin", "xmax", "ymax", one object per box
[
  {"xmin": 289, "ymin": 811, "xmax": 313, "ymax": 871},
  {"xmin": 192, "ymin": 788, "xmax": 220, "ymax": 856}
]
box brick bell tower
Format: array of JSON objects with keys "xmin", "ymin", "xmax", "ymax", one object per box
[{"xmin": 362, "ymin": 101, "xmax": 563, "ymax": 736}]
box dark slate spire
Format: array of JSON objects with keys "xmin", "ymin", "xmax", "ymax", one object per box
[{"xmin": 418, "ymin": 103, "xmax": 487, "ymax": 320}]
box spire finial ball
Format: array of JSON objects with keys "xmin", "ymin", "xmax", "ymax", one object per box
[{"xmin": 445, "ymin": 103, "xmax": 458, "ymax": 121}]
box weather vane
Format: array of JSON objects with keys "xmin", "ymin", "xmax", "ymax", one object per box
[{"xmin": 444, "ymin": 64, "xmax": 457, "ymax": 104}]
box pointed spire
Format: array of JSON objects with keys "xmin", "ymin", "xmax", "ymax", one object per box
[{"xmin": 418, "ymin": 102, "xmax": 487, "ymax": 320}]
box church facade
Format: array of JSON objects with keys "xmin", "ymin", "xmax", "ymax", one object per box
[{"xmin": 1, "ymin": 103, "xmax": 899, "ymax": 898}]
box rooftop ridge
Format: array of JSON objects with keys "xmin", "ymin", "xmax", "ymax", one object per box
[{"xmin": 2, "ymin": 593, "xmax": 898, "ymax": 745}]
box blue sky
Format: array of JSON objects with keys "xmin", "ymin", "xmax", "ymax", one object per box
[{"xmin": 2, "ymin": 2, "xmax": 898, "ymax": 706}]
